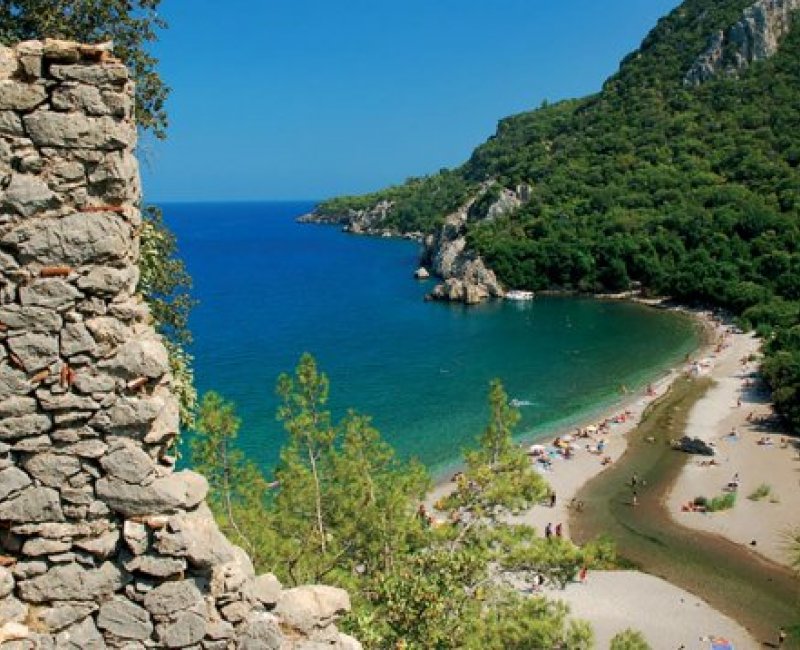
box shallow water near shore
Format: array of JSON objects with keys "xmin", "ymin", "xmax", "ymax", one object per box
[{"xmin": 164, "ymin": 201, "xmax": 699, "ymax": 476}]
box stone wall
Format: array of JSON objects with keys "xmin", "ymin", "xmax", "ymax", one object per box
[{"xmin": 0, "ymin": 39, "xmax": 359, "ymax": 649}]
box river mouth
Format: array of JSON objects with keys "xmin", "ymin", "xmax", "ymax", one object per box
[{"xmin": 570, "ymin": 376, "xmax": 799, "ymax": 644}]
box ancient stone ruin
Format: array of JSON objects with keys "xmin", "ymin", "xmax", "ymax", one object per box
[{"xmin": 0, "ymin": 39, "xmax": 359, "ymax": 649}]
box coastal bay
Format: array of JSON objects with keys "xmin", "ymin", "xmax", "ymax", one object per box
[{"xmin": 164, "ymin": 201, "xmax": 699, "ymax": 475}]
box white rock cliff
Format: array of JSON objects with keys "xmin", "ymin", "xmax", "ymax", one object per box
[{"xmin": 685, "ymin": 0, "xmax": 800, "ymax": 84}]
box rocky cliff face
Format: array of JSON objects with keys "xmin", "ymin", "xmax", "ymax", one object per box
[
  {"xmin": 685, "ymin": 0, "xmax": 800, "ymax": 84},
  {"xmin": 297, "ymin": 201, "xmax": 422, "ymax": 240},
  {"xmin": 302, "ymin": 183, "xmax": 527, "ymax": 305},
  {"xmin": 421, "ymin": 187, "xmax": 510, "ymax": 305},
  {"xmin": 0, "ymin": 40, "xmax": 359, "ymax": 649}
]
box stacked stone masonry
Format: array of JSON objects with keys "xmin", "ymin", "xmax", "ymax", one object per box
[{"xmin": 0, "ymin": 39, "xmax": 360, "ymax": 649}]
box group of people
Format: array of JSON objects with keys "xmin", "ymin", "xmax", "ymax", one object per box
[{"xmin": 544, "ymin": 522, "xmax": 563, "ymax": 540}]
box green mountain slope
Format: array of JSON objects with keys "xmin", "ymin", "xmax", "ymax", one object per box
[{"xmin": 313, "ymin": 0, "xmax": 800, "ymax": 431}]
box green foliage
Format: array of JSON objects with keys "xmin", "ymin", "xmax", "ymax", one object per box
[
  {"xmin": 190, "ymin": 392, "xmax": 276, "ymax": 567},
  {"xmin": 0, "ymin": 0, "xmax": 169, "ymax": 138},
  {"xmin": 705, "ymin": 492, "xmax": 737, "ymax": 512},
  {"xmin": 441, "ymin": 379, "xmax": 549, "ymax": 518},
  {"xmin": 139, "ymin": 206, "xmax": 197, "ymax": 425},
  {"xmin": 610, "ymin": 628, "xmax": 651, "ymax": 650},
  {"xmin": 317, "ymin": 170, "xmax": 474, "ymax": 234},
  {"xmin": 464, "ymin": 593, "xmax": 594, "ymax": 650},
  {"xmin": 316, "ymin": 0, "xmax": 800, "ymax": 433},
  {"xmin": 268, "ymin": 354, "xmax": 430, "ymax": 587},
  {"xmin": 193, "ymin": 356, "xmax": 596, "ymax": 649},
  {"xmin": 748, "ymin": 483, "xmax": 773, "ymax": 501}
]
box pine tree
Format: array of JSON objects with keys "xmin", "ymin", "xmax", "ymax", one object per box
[
  {"xmin": 443, "ymin": 379, "xmax": 549, "ymax": 520},
  {"xmin": 191, "ymin": 392, "xmax": 274, "ymax": 565}
]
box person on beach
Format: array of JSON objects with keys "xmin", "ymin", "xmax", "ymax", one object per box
[
  {"xmin": 631, "ymin": 472, "xmax": 639, "ymax": 488},
  {"xmin": 550, "ymin": 491, "xmax": 557, "ymax": 508},
  {"xmin": 632, "ymin": 489, "xmax": 638, "ymax": 507},
  {"xmin": 531, "ymin": 573, "xmax": 544, "ymax": 592},
  {"xmin": 555, "ymin": 523, "xmax": 562, "ymax": 538},
  {"xmin": 778, "ymin": 627, "xmax": 787, "ymax": 646},
  {"xmin": 545, "ymin": 523, "xmax": 553, "ymax": 540},
  {"xmin": 578, "ymin": 566, "xmax": 588, "ymax": 583},
  {"xmin": 417, "ymin": 504, "xmax": 432, "ymax": 527}
]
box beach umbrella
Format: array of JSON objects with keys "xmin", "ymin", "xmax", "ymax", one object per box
[
  {"xmin": 562, "ymin": 434, "xmax": 574, "ymax": 443},
  {"xmin": 528, "ymin": 444, "xmax": 546, "ymax": 453},
  {"xmin": 710, "ymin": 638, "xmax": 734, "ymax": 650},
  {"xmin": 585, "ymin": 425, "xmax": 598, "ymax": 434}
]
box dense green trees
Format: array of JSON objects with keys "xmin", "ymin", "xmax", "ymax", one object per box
[
  {"xmin": 192, "ymin": 355, "xmax": 605, "ymax": 648},
  {"xmin": 314, "ymin": 0, "xmax": 800, "ymax": 433},
  {"xmin": 610, "ymin": 629, "xmax": 651, "ymax": 650}
]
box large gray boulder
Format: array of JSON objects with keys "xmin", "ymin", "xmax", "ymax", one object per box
[
  {"xmin": 95, "ymin": 470, "xmax": 208, "ymax": 517},
  {"xmin": 100, "ymin": 442, "xmax": 156, "ymax": 484},
  {"xmin": 142, "ymin": 579, "xmax": 204, "ymax": 617},
  {"xmin": 153, "ymin": 502, "xmax": 239, "ymax": 569},
  {"xmin": 21, "ymin": 452, "xmax": 81, "ymax": 487},
  {"xmin": 0, "ymin": 413, "xmax": 51, "ymax": 441},
  {"xmin": 17, "ymin": 562, "xmax": 126, "ymax": 603},
  {"xmin": 95, "ymin": 470, "xmax": 207, "ymax": 517},
  {"xmin": 1, "ymin": 172, "xmax": 56, "ymax": 216},
  {"xmin": 274, "ymin": 585, "xmax": 351, "ymax": 635},
  {"xmin": 3, "ymin": 211, "xmax": 131, "ymax": 266},
  {"xmin": 0, "ymin": 487, "xmax": 63, "ymax": 523},
  {"xmin": 34, "ymin": 601, "xmax": 98, "ymax": 632},
  {"xmin": 0, "ymin": 467, "xmax": 32, "ymax": 501},
  {"xmin": 97, "ymin": 596, "xmax": 153, "ymax": 640},
  {"xmin": 55, "ymin": 615, "xmax": 105, "ymax": 649},
  {"xmin": 23, "ymin": 111, "xmax": 133, "ymax": 150},
  {"xmin": 6, "ymin": 332, "xmax": 59, "ymax": 373},
  {"xmin": 155, "ymin": 607, "xmax": 207, "ymax": 648}
]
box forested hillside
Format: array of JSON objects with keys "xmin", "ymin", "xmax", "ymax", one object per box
[{"xmin": 315, "ymin": 0, "xmax": 800, "ymax": 432}]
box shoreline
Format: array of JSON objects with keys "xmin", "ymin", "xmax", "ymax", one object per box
[
  {"xmin": 424, "ymin": 304, "xmax": 782, "ymax": 647},
  {"xmin": 427, "ymin": 300, "xmax": 716, "ymax": 518}
]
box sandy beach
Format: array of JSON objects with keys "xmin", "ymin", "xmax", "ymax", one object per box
[
  {"xmin": 426, "ymin": 306, "xmax": 793, "ymax": 647},
  {"xmin": 667, "ymin": 332, "xmax": 800, "ymax": 567},
  {"xmin": 547, "ymin": 570, "xmax": 756, "ymax": 649}
]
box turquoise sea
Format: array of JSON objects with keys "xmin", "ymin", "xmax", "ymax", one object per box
[{"xmin": 164, "ymin": 201, "xmax": 699, "ymax": 477}]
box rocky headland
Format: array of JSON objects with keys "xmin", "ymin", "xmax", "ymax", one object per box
[
  {"xmin": 0, "ymin": 39, "xmax": 359, "ymax": 649},
  {"xmin": 300, "ymin": 183, "xmax": 530, "ymax": 305}
]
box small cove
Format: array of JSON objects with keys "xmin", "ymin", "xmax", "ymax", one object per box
[{"xmin": 165, "ymin": 201, "xmax": 700, "ymax": 476}]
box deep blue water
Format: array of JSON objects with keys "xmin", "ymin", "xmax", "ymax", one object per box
[{"xmin": 164, "ymin": 201, "xmax": 699, "ymax": 477}]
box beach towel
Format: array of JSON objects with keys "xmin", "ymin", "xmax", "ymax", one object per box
[{"xmin": 710, "ymin": 638, "xmax": 734, "ymax": 650}]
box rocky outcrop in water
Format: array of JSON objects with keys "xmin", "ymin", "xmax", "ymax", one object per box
[
  {"xmin": 422, "ymin": 194, "xmax": 505, "ymax": 305},
  {"xmin": 0, "ymin": 39, "xmax": 359, "ymax": 649},
  {"xmin": 685, "ymin": 0, "xmax": 800, "ymax": 84}
]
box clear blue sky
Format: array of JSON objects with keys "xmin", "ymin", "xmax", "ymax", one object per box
[{"xmin": 142, "ymin": 0, "xmax": 681, "ymax": 202}]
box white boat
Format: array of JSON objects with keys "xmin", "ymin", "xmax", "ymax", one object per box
[
  {"xmin": 505, "ymin": 290, "xmax": 535, "ymax": 301},
  {"xmin": 510, "ymin": 398, "xmax": 533, "ymax": 408}
]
